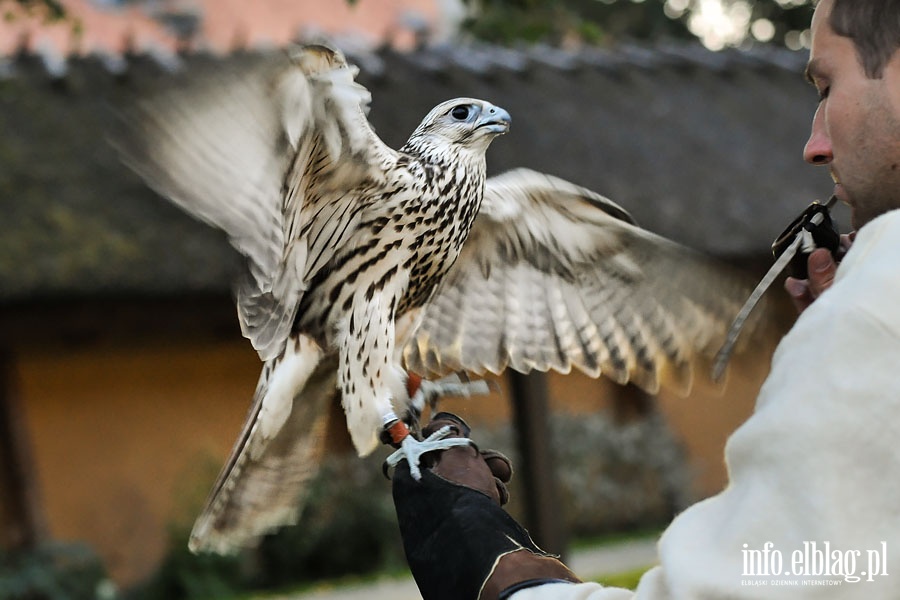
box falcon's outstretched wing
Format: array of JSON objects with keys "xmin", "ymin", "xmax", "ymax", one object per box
[
  {"xmin": 114, "ymin": 45, "xmax": 405, "ymax": 553},
  {"xmin": 403, "ymin": 168, "xmax": 763, "ymax": 394},
  {"xmin": 115, "ymin": 45, "xmax": 397, "ymax": 361}
]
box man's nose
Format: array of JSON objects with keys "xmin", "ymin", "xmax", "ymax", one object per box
[{"xmin": 803, "ymin": 105, "xmax": 833, "ymax": 165}]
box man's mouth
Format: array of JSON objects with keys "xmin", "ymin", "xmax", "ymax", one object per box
[{"xmin": 830, "ymin": 171, "xmax": 849, "ymax": 204}]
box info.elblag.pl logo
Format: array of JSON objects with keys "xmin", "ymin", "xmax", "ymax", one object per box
[{"xmin": 741, "ymin": 541, "xmax": 888, "ymax": 587}]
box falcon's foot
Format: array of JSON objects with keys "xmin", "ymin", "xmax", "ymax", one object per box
[{"xmin": 384, "ymin": 425, "xmax": 473, "ymax": 480}]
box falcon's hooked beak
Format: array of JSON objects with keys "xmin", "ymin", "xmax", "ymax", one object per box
[{"xmin": 477, "ymin": 104, "xmax": 511, "ymax": 134}]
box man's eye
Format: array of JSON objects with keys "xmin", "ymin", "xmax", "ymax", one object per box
[
  {"xmin": 817, "ymin": 86, "xmax": 830, "ymax": 102},
  {"xmin": 451, "ymin": 106, "xmax": 470, "ymax": 120}
]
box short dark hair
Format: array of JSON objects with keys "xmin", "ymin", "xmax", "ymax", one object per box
[{"xmin": 829, "ymin": 0, "xmax": 900, "ymax": 78}]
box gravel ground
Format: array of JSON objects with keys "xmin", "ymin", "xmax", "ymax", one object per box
[{"xmin": 261, "ymin": 537, "xmax": 658, "ymax": 600}]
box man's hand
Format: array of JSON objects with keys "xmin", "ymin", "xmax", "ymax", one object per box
[
  {"xmin": 413, "ymin": 412, "xmax": 513, "ymax": 505},
  {"xmin": 390, "ymin": 412, "xmax": 579, "ymax": 600},
  {"xmin": 784, "ymin": 233, "xmax": 853, "ymax": 314}
]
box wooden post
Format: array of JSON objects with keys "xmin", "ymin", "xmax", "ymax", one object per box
[
  {"xmin": 610, "ymin": 383, "xmax": 654, "ymax": 424},
  {"xmin": 0, "ymin": 351, "xmax": 49, "ymax": 551},
  {"xmin": 507, "ymin": 370, "xmax": 568, "ymax": 558}
]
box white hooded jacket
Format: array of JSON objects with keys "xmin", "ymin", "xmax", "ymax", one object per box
[{"xmin": 513, "ymin": 208, "xmax": 900, "ymax": 599}]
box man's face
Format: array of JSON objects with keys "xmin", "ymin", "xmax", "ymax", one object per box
[{"xmin": 804, "ymin": 0, "xmax": 900, "ymax": 230}]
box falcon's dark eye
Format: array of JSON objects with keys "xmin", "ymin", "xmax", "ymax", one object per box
[{"xmin": 450, "ymin": 105, "xmax": 470, "ymax": 121}]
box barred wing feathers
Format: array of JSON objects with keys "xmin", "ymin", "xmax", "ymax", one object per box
[
  {"xmin": 115, "ymin": 45, "xmax": 397, "ymax": 361},
  {"xmin": 403, "ymin": 169, "xmax": 759, "ymax": 395}
]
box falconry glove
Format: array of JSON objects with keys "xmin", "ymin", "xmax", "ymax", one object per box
[{"xmin": 390, "ymin": 413, "xmax": 580, "ymax": 600}]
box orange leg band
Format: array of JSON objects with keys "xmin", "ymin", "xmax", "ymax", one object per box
[{"xmin": 387, "ymin": 420, "xmax": 410, "ymax": 445}]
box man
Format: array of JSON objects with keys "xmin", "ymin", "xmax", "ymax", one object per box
[{"xmin": 390, "ymin": 0, "xmax": 900, "ymax": 597}]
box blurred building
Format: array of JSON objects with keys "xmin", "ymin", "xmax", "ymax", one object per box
[
  {"xmin": 0, "ymin": 0, "xmax": 465, "ymax": 56},
  {"xmin": 0, "ymin": 0, "xmax": 833, "ymax": 587}
]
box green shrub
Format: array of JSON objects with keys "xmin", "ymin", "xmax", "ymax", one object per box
[
  {"xmin": 252, "ymin": 454, "xmax": 405, "ymax": 589},
  {"xmin": 129, "ymin": 537, "xmax": 243, "ymax": 600},
  {"xmin": 0, "ymin": 542, "xmax": 113, "ymax": 600},
  {"xmin": 479, "ymin": 410, "xmax": 690, "ymax": 536},
  {"xmin": 132, "ymin": 452, "xmax": 402, "ymax": 599}
]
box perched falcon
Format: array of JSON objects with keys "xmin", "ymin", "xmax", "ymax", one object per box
[{"xmin": 116, "ymin": 44, "xmax": 761, "ymax": 554}]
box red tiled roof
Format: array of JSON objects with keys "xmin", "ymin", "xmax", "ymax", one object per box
[{"xmin": 0, "ymin": 0, "xmax": 446, "ymax": 57}]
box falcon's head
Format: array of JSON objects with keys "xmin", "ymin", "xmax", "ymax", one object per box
[{"xmin": 406, "ymin": 98, "xmax": 511, "ymax": 155}]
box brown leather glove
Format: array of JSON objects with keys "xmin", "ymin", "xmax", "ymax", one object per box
[
  {"xmin": 390, "ymin": 412, "xmax": 580, "ymax": 600},
  {"xmin": 417, "ymin": 413, "xmax": 513, "ymax": 505}
]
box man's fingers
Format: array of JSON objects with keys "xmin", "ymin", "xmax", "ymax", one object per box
[
  {"xmin": 785, "ymin": 248, "xmax": 840, "ymax": 315},
  {"xmin": 480, "ymin": 449, "xmax": 513, "ymax": 483},
  {"xmin": 785, "ymin": 276, "xmax": 814, "ymax": 314},
  {"xmin": 807, "ymin": 247, "xmax": 837, "ymax": 297}
]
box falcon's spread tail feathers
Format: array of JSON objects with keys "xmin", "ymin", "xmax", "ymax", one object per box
[
  {"xmin": 403, "ymin": 169, "xmax": 767, "ymax": 394},
  {"xmin": 189, "ymin": 335, "xmax": 337, "ymax": 554}
]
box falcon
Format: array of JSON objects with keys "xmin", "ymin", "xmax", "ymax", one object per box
[{"xmin": 115, "ymin": 44, "xmax": 761, "ymax": 554}]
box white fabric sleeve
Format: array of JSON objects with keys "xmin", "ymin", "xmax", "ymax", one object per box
[{"xmin": 510, "ymin": 209, "xmax": 900, "ymax": 600}]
